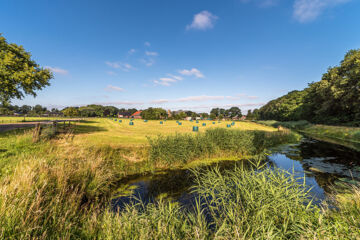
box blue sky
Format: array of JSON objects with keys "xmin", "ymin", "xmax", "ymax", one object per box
[{"xmin": 1, "ymin": 0, "xmax": 360, "ymax": 112}]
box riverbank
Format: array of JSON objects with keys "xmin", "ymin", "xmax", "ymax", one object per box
[{"xmin": 257, "ymin": 120, "xmax": 360, "ymax": 151}]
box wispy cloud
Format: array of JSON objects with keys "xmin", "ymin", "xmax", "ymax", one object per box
[
  {"xmin": 167, "ymin": 74, "xmax": 183, "ymax": 81},
  {"xmin": 144, "ymin": 42, "xmax": 151, "ymax": 47},
  {"xmin": 94, "ymin": 101, "xmax": 143, "ymax": 106},
  {"xmin": 150, "ymin": 99, "xmax": 169, "ymax": 104},
  {"xmin": 179, "ymin": 68, "xmax": 205, "ymax": 78},
  {"xmin": 178, "ymin": 95, "xmax": 225, "ymax": 102},
  {"xmin": 106, "ymin": 71, "xmax": 118, "ymax": 76},
  {"xmin": 45, "ymin": 66, "xmax": 68, "ymax": 75},
  {"xmin": 145, "ymin": 51, "xmax": 158, "ymax": 56},
  {"xmin": 293, "ymin": 0, "xmax": 350, "ymax": 23},
  {"xmin": 105, "ymin": 61, "xmax": 135, "ymax": 72},
  {"xmin": 128, "ymin": 49, "xmax": 136, "ymax": 55},
  {"xmin": 105, "ymin": 85, "xmax": 125, "ymax": 92},
  {"xmin": 153, "ymin": 77, "xmax": 177, "ymax": 86},
  {"xmin": 186, "ymin": 11, "xmax": 218, "ymax": 31},
  {"xmin": 140, "ymin": 58, "xmax": 156, "ymax": 67}
]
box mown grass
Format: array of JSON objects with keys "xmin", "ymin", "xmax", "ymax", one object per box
[
  {"xmin": 0, "ymin": 116, "xmax": 69, "ymax": 123},
  {"xmin": 71, "ymin": 118, "xmax": 276, "ymax": 147}
]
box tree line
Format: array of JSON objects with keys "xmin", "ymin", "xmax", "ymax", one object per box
[{"xmin": 258, "ymin": 49, "xmax": 360, "ymax": 125}]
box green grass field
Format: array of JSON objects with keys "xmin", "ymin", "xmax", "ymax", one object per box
[
  {"xmin": 0, "ymin": 116, "xmax": 69, "ymax": 123},
  {"xmin": 71, "ymin": 118, "xmax": 276, "ymax": 147}
]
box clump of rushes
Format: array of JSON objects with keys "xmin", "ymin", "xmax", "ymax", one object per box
[
  {"xmin": 0, "ymin": 153, "xmax": 122, "ymax": 239},
  {"xmin": 85, "ymin": 161, "xmax": 318, "ymax": 239},
  {"xmin": 148, "ymin": 128, "xmax": 300, "ymax": 166}
]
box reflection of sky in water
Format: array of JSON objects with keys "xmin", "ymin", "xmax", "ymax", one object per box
[
  {"xmin": 268, "ymin": 153, "xmax": 325, "ymax": 201},
  {"xmin": 112, "ymin": 137, "xmax": 360, "ymax": 211}
]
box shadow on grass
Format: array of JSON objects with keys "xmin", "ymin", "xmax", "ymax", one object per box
[{"xmin": 73, "ymin": 124, "xmax": 107, "ymax": 134}]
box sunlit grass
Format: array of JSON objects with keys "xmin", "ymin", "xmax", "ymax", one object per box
[{"xmin": 72, "ymin": 118, "xmax": 276, "ymax": 147}]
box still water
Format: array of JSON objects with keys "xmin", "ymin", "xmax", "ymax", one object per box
[{"xmin": 111, "ymin": 136, "xmax": 360, "ymax": 211}]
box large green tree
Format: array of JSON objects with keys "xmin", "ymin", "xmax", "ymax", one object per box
[{"xmin": 0, "ymin": 34, "xmax": 52, "ymax": 105}]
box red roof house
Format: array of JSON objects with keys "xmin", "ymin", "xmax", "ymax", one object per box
[{"xmin": 131, "ymin": 111, "xmax": 142, "ymax": 119}]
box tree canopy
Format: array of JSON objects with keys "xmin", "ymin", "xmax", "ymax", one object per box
[
  {"xmin": 0, "ymin": 34, "xmax": 53, "ymax": 105},
  {"xmin": 258, "ymin": 49, "xmax": 360, "ymax": 125}
]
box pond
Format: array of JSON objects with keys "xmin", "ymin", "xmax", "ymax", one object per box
[{"xmin": 111, "ymin": 136, "xmax": 360, "ymax": 211}]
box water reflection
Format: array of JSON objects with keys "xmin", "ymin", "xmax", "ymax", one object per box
[{"xmin": 111, "ymin": 137, "xmax": 360, "ymax": 211}]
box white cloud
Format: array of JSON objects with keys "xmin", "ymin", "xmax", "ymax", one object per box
[
  {"xmin": 151, "ymin": 99, "xmax": 169, "ymax": 104},
  {"xmin": 144, "ymin": 42, "xmax": 151, "ymax": 47},
  {"xmin": 105, "ymin": 61, "xmax": 135, "ymax": 72},
  {"xmin": 293, "ymin": 0, "xmax": 350, "ymax": 23},
  {"xmin": 178, "ymin": 95, "xmax": 225, "ymax": 102},
  {"xmin": 153, "ymin": 77, "xmax": 178, "ymax": 86},
  {"xmin": 179, "ymin": 68, "xmax": 205, "ymax": 78},
  {"xmin": 128, "ymin": 49, "xmax": 136, "ymax": 55},
  {"xmin": 45, "ymin": 66, "xmax": 68, "ymax": 75},
  {"xmin": 94, "ymin": 101, "xmax": 143, "ymax": 106},
  {"xmin": 140, "ymin": 58, "xmax": 155, "ymax": 67},
  {"xmin": 167, "ymin": 74, "xmax": 183, "ymax": 81},
  {"xmin": 145, "ymin": 51, "xmax": 158, "ymax": 56},
  {"xmin": 234, "ymin": 94, "xmax": 259, "ymax": 99},
  {"xmin": 105, "ymin": 85, "xmax": 125, "ymax": 92},
  {"xmin": 186, "ymin": 11, "xmax": 218, "ymax": 31}
]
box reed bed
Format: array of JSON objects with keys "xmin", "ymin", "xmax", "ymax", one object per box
[{"xmin": 148, "ymin": 128, "xmax": 300, "ymax": 166}]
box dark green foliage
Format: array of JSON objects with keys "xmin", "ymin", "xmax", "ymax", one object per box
[
  {"xmin": 148, "ymin": 128, "xmax": 300, "ymax": 165},
  {"xmin": 0, "ymin": 34, "xmax": 53, "ymax": 105},
  {"xmin": 259, "ymin": 49, "xmax": 360, "ymax": 125},
  {"xmin": 140, "ymin": 107, "xmax": 167, "ymax": 120}
]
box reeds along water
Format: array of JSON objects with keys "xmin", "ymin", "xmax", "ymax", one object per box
[{"xmin": 147, "ymin": 128, "xmax": 301, "ymax": 166}]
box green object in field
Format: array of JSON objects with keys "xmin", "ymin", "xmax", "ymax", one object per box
[
  {"xmin": 160, "ymin": 121, "xmax": 163, "ymax": 124},
  {"xmin": 119, "ymin": 120, "xmax": 122, "ymax": 123},
  {"xmin": 129, "ymin": 122, "xmax": 134, "ymax": 126},
  {"xmin": 202, "ymin": 123, "xmax": 206, "ymax": 126},
  {"xmin": 227, "ymin": 124, "xmax": 231, "ymax": 128},
  {"xmin": 193, "ymin": 126, "xmax": 199, "ymax": 132}
]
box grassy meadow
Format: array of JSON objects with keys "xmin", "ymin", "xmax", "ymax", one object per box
[
  {"xmin": 1, "ymin": 117, "xmax": 359, "ymax": 239},
  {"xmin": 257, "ymin": 120, "xmax": 360, "ymax": 151}
]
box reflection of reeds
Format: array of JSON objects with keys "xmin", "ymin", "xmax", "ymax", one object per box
[{"xmin": 90, "ymin": 163, "xmax": 360, "ymax": 239}]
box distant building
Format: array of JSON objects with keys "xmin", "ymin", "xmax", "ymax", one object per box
[
  {"xmin": 118, "ymin": 112, "xmax": 132, "ymax": 118},
  {"xmin": 131, "ymin": 110, "xmax": 142, "ymax": 119},
  {"xmin": 240, "ymin": 115, "xmax": 247, "ymax": 121},
  {"xmin": 185, "ymin": 116, "xmax": 192, "ymax": 121}
]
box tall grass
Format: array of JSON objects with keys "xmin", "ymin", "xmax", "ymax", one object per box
[{"xmin": 148, "ymin": 128, "xmax": 300, "ymax": 166}]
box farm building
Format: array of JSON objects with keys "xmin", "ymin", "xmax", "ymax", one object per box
[
  {"xmin": 131, "ymin": 110, "xmax": 142, "ymax": 119},
  {"xmin": 118, "ymin": 112, "xmax": 132, "ymax": 118}
]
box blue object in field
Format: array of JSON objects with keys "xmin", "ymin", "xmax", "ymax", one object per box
[
  {"xmin": 227, "ymin": 124, "xmax": 231, "ymax": 128},
  {"xmin": 178, "ymin": 122, "xmax": 182, "ymax": 125},
  {"xmin": 196, "ymin": 120, "xmax": 199, "ymax": 123},
  {"xmin": 119, "ymin": 120, "xmax": 122, "ymax": 123},
  {"xmin": 202, "ymin": 123, "xmax": 206, "ymax": 126},
  {"xmin": 213, "ymin": 122, "xmax": 215, "ymax": 124},
  {"xmin": 193, "ymin": 126, "xmax": 199, "ymax": 132},
  {"xmin": 144, "ymin": 120, "xmax": 148, "ymax": 122},
  {"xmin": 231, "ymin": 122, "xmax": 235, "ymax": 126},
  {"xmin": 129, "ymin": 121, "xmax": 134, "ymax": 126},
  {"xmin": 160, "ymin": 121, "xmax": 163, "ymax": 124},
  {"xmin": 114, "ymin": 119, "xmax": 117, "ymax": 121}
]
